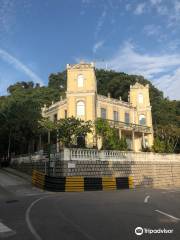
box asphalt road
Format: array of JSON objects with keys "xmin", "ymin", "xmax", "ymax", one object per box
[{"xmin": 0, "ymin": 168, "xmax": 180, "ymax": 240}]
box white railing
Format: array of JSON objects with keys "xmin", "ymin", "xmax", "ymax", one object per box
[
  {"xmin": 63, "ymin": 148, "xmax": 134, "ymax": 161},
  {"xmin": 63, "ymin": 148, "xmax": 180, "ymax": 162},
  {"xmin": 70, "ymin": 148, "xmax": 99, "ymax": 160},
  {"xmin": 11, "ymin": 148, "xmax": 180, "ymax": 163},
  {"xmin": 100, "ymin": 150, "xmax": 127, "ymax": 160}
]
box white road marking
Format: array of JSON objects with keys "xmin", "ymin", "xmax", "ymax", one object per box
[
  {"xmin": 0, "ymin": 222, "xmax": 15, "ymax": 237},
  {"xmin": 0, "ymin": 222, "xmax": 12, "ymax": 233},
  {"xmin": 144, "ymin": 195, "xmax": 150, "ymax": 203},
  {"xmin": 25, "ymin": 196, "xmax": 50, "ymax": 240},
  {"xmin": 155, "ymin": 210, "xmax": 180, "ymax": 221}
]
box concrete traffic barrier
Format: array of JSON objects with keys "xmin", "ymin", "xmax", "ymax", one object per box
[
  {"xmin": 45, "ymin": 176, "xmax": 66, "ymax": 192},
  {"xmin": 32, "ymin": 170, "xmax": 133, "ymax": 192},
  {"xmin": 116, "ymin": 177, "xmax": 129, "ymax": 189},
  {"xmin": 128, "ymin": 176, "xmax": 134, "ymax": 189},
  {"xmin": 32, "ymin": 170, "xmax": 45, "ymax": 189},
  {"xmin": 65, "ymin": 176, "xmax": 84, "ymax": 192},
  {"xmin": 84, "ymin": 177, "xmax": 103, "ymax": 191},
  {"xmin": 102, "ymin": 176, "xmax": 116, "ymax": 190}
]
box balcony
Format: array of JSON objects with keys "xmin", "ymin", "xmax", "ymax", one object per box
[{"xmin": 105, "ymin": 119, "xmax": 151, "ymax": 133}]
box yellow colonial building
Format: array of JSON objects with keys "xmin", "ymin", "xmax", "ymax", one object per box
[{"xmin": 42, "ymin": 62, "xmax": 153, "ymax": 151}]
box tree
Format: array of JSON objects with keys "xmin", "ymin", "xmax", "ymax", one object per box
[
  {"xmin": 152, "ymin": 138, "xmax": 167, "ymax": 153},
  {"xmin": 7, "ymin": 81, "xmax": 34, "ymax": 94},
  {"xmin": 153, "ymin": 125, "xmax": 180, "ymax": 153},
  {"xmin": 38, "ymin": 118, "xmax": 57, "ymax": 144},
  {"xmin": 56, "ymin": 117, "xmax": 92, "ymax": 148},
  {"xmin": 48, "ymin": 71, "xmax": 66, "ymax": 100},
  {"xmin": 95, "ymin": 118, "xmax": 128, "ymax": 150},
  {"xmin": 0, "ymin": 82, "xmax": 50, "ymax": 156}
]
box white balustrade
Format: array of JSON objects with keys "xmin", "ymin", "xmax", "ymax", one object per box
[
  {"xmin": 70, "ymin": 148, "xmax": 99, "ymax": 160},
  {"xmin": 11, "ymin": 148, "xmax": 180, "ymax": 163}
]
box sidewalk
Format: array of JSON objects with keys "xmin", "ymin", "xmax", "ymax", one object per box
[{"xmin": 2, "ymin": 167, "xmax": 32, "ymax": 183}]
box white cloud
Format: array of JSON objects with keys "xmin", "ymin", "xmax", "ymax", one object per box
[
  {"xmin": 94, "ymin": 7, "xmax": 107, "ymax": 38},
  {"xmin": 0, "ymin": 0, "xmax": 33, "ymax": 38},
  {"xmin": 0, "ymin": 0, "xmax": 15, "ymax": 36},
  {"xmin": 168, "ymin": 1, "xmax": 180, "ymax": 26},
  {"xmin": 143, "ymin": 24, "xmax": 161, "ymax": 36},
  {"xmin": 149, "ymin": 0, "xmax": 176, "ymax": 25},
  {"xmin": 167, "ymin": 39, "xmax": 180, "ymax": 51},
  {"xmin": 96, "ymin": 42, "xmax": 180, "ymax": 99},
  {"xmin": 155, "ymin": 68, "xmax": 180, "ymax": 99},
  {"xmin": 134, "ymin": 3, "xmax": 146, "ymax": 15},
  {"xmin": 150, "ymin": 0, "xmax": 162, "ymax": 5},
  {"xmin": 93, "ymin": 40, "xmax": 104, "ymax": 53},
  {"xmin": 174, "ymin": 0, "xmax": 180, "ymax": 12},
  {"xmin": 143, "ymin": 24, "xmax": 166, "ymax": 42},
  {"xmin": 81, "ymin": 0, "xmax": 91, "ymax": 4},
  {"xmin": 0, "ymin": 48, "xmax": 44, "ymax": 86}
]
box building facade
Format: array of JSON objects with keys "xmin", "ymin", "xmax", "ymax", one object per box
[{"xmin": 42, "ymin": 62, "xmax": 153, "ymax": 151}]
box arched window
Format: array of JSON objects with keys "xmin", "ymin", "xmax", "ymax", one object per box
[
  {"xmin": 139, "ymin": 114, "xmax": 146, "ymax": 125},
  {"xmin": 77, "ymin": 101, "xmax": 85, "ymax": 116},
  {"xmin": 138, "ymin": 93, "xmax": 143, "ymax": 104},
  {"xmin": 77, "ymin": 75, "xmax": 84, "ymax": 87}
]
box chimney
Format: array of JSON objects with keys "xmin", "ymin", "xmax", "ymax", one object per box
[
  {"xmin": 119, "ymin": 96, "xmax": 122, "ymax": 101},
  {"xmin": 108, "ymin": 93, "xmax": 111, "ymax": 98}
]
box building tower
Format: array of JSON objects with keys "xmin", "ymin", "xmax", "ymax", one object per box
[
  {"xmin": 66, "ymin": 62, "xmax": 97, "ymax": 147},
  {"xmin": 129, "ymin": 82, "xmax": 153, "ymax": 150}
]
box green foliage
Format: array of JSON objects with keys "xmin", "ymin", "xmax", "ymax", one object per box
[
  {"xmin": 152, "ymin": 138, "xmax": 174, "ymax": 153},
  {"xmin": 57, "ymin": 117, "xmax": 92, "ymax": 148},
  {"xmin": 48, "ymin": 71, "xmax": 66, "ymax": 100},
  {"xmin": 152, "ymin": 124, "xmax": 180, "ymax": 153},
  {"xmin": 95, "ymin": 118, "xmax": 128, "ymax": 150},
  {"xmin": 0, "ymin": 82, "xmax": 57, "ymax": 155},
  {"xmin": 48, "ymin": 71, "xmax": 66, "ymax": 89},
  {"xmin": 152, "ymin": 138, "xmax": 166, "ymax": 153},
  {"xmin": 39, "ymin": 118, "xmax": 57, "ymax": 132}
]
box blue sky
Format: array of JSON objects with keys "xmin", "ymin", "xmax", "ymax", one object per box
[{"xmin": 0, "ymin": 0, "xmax": 180, "ymax": 99}]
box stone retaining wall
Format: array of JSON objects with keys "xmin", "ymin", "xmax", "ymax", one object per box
[{"xmin": 11, "ymin": 151, "xmax": 180, "ymax": 189}]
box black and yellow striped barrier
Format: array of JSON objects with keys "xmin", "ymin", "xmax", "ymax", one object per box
[
  {"xmin": 32, "ymin": 170, "xmax": 45, "ymax": 189},
  {"xmin": 65, "ymin": 176, "xmax": 84, "ymax": 192},
  {"xmin": 102, "ymin": 176, "xmax": 116, "ymax": 191},
  {"xmin": 32, "ymin": 170, "xmax": 134, "ymax": 192}
]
